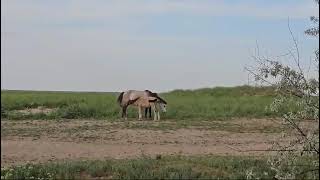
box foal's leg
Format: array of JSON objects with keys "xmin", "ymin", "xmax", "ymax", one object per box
[
  {"xmin": 155, "ymin": 104, "xmax": 160, "ymax": 120},
  {"xmin": 152, "ymin": 104, "xmax": 157, "ymax": 121},
  {"xmin": 157, "ymin": 111, "xmax": 160, "ymax": 120},
  {"xmin": 138, "ymin": 106, "xmax": 142, "ymax": 120}
]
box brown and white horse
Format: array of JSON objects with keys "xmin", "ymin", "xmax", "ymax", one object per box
[{"xmin": 117, "ymin": 90, "xmax": 167, "ymax": 120}]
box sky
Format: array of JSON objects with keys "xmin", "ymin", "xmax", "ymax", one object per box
[{"xmin": 1, "ymin": 0, "xmax": 319, "ymax": 92}]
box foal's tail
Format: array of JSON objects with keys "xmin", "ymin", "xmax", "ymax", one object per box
[{"xmin": 117, "ymin": 92, "xmax": 124, "ymax": 105}]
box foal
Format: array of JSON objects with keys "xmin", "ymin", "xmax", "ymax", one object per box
[
  {"xmin": 143, "ymin": 90, "xmax": 167, "ymax": 119},
  {"xmin": 132, "ymin": 97, "xmax": 167, "ymax": 121},
  {"xmin": 148, "ymin": 98, "xmax": 167, "ymax": 120}
]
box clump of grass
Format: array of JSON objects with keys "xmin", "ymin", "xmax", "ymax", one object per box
[
  {"xmin": 1, "ymin": 86, "xmax": 289, "ymax": 120},
  {"xmin": 1, "ymin": 104, "xmax": 8, "ymax": 118}
]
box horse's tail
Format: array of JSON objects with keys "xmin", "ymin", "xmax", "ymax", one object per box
[{"xmin": 117, "ymin": 92, "xmax": 124, "ymax": 105}]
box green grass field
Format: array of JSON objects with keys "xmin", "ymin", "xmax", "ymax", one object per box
[{"xmin": 1, "ymin": 86, "xmax": 284, "ymax": 120}]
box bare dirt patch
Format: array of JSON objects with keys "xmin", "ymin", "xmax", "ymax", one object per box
[
  {"xmin": 14, "ymin": 106, "xmax": 56, "ymax": 115},
  {"xmin": 1, "ymin": 118, "xmax": 310, "ymax": 167}
]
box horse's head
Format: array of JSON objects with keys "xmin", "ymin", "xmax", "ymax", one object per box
[
  {"xmin": 159, "ymin": 102, "xmax": 167, "ymax": 112},
  {"xmin": 148, "ymin": 97, "xmax": 167, "ymax": 113},
  {"xmin": 156, "ymin": 97, "xmax": 167, "ymax": 113}
]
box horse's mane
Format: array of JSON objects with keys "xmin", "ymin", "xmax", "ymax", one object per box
[
  {"xmin": 145, "ymin": 90, "xmax": 167, "ymax": 104},
  {"xmin": 145, "ymin": 90, "xmax": 157, "ymax": 97},
  {"xmin": 156, "ymin": 96, "xmax": 167, "ymax": 104}
]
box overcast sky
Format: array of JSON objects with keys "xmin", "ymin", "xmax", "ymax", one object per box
[{"xmin": 1, "ymin": 0, "xmax": 319, "ymax": 92}]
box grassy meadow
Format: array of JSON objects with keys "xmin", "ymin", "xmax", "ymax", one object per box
[{"xmin": 1, "ymin": 86, "xmax": 284, "ymax": 120}]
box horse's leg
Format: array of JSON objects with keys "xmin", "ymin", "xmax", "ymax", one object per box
[
  {"xmin": 144, "ymin": 107, "xmax": 151, "ymax": 119},
  {"xmin": 152, "ymin": 104, "xmax": 157, "ymax": 121},
  {"xmin": 156, "ymin": 104, "xmax": 160, "ymax": 120},
  {"xmin": 157, "ymin": 111, "xmax": 160, "ymax": 120},
  {"xmin": 148, "ymin": 107, "xmax": 152, "ymax": 119},
  {"xmin": 121, "ymin": 106, "xmax": 125, "ymax": 118},
  {"xmin": 123, "ymin": 106, "xmax": 128, "ymax": 120},
  {"xmin": 138, "ymin": 106, "xmax": 142, "ymax": 120},
  {"xmin": 144, "ymin": 108, "xmax": 148, "ymax": 119}
]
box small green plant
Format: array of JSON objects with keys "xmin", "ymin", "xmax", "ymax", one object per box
[
  {"xmin": 1, "ymin": 164, "xmax": 54, "ymax": 180},
  {"xmin": 1, "ymin": 104, "xmax": 7, "ymax": 118}
]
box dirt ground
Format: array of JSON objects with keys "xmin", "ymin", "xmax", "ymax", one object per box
[{"xmin": 1, "ymin": 118, "xmax": 312, "ymax": 167}]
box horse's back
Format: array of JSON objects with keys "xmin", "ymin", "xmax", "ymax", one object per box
[
  {"xmin": 125, "ymin": 90, "xmax": 147, "ymax": 99},
  {"xmin": 132, "ymin": 96, "xmax": 157, "ymax": 108}
]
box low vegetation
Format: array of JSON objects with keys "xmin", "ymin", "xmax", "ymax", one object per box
[{"xmin": 2, "ymin": 155, "xmax": 317, "ymax": 180}]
